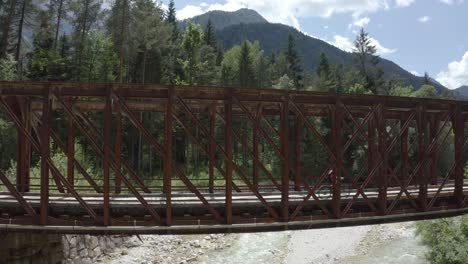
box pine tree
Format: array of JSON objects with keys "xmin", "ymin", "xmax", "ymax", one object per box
[
  {"xmin": 286, "ymin": 33, "xmax": 304, "ymax": 89},
  {"xmin": 131, "ymin": 0, "xmax": 170, "ymax": 84},
  {"xmin": 166, "ymin": 0, "xmax": 178, "ymax": 41},
  {"xmin": 182, "ymin": 22, "xmax": 203, "ymax": 85},
  {"xmin": 48, "ymin": 0, "xmax": 70, "ymax": 49},
  {"xmin": 106, "ymin": 0, "xmax": 131, "ymax": 82},
  {"xmin": 315, "ymin": 52, "xmax": 332, "ymax": 91},
  {"xmin": 70, "ymin": 0, "xmax": 102, "ymax": 80},
  {"xmin": 27, "ymin": 11, "xmax": 63, "ymax": 81},
  {"xmin": 0, "ymin": 0, "xmax": 17, "ymax": 58},
  {"xmin": 204, "ymin": 18, "xmax": 217, "ymax": 48},
  {"xmin": 422, "ymin": 71, "xmax": 431, "ymax": 85},
  {"xmin": 353, "ymin": 28, "xmax": 381, "ymax": 94},
  {"xmin": 0, "ymin": 53, "xmax": 16, "ymax": 80},
  {"xmin": 238, "ymin": 40, "xmax": 254, "ymax": 87}
]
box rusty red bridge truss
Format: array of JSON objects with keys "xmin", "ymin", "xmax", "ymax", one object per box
[{"xmin": 0, "ymin": 81, "xmax": 468, "ymax": 234}]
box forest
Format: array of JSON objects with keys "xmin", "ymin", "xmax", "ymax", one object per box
[{"xmin": 0, "ymin": 1, "xmax": 466, "ymax": 262}]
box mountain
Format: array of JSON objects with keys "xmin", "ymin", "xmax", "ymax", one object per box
[
  {"xmin": 455, "ymin": 86, "xmax": 468, "ymax": 97},
  {"xmin": 178, "ymin": 8, "xmax": 267, "ymax": 30},
  {"xmin": 181, "ymin": 9, "xmax": 448, "ymax": 93}
]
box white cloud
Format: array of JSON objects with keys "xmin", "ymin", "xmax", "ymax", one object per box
[
  {"xmin": 410, "ymin": 70, "xmax": 421, "ymax": 76},
  {"xmin": 331, "ymin": 35, "xmax": 355, "ymax": 52},
  {"xmin": 177, "ymin": 0, "xmax": 395, "ymax": 29},
  {"xmin": 352, "ymin": 16, "xmax": 370, "ymax": 27},
  {"xmin": 177, "ymin": 5, "xmax": 205, "ymax": 20},
  {"xmin": 438, "ymin": 0, "xmax": 464, "ymax": 5},
  {"xmin": 417, "ymin": 16, "xmax": 430, "ymax": 23},
  {"xmin": 329, "ymin": 35, "xmax": 396, "ymax": 56},
  {"xmin": 395, "ymin": 0, "xmax": 416, "ymax": 7},
  {"xmin": 436, "ymin": 51, "xmax": 468, "ymax": 89}
]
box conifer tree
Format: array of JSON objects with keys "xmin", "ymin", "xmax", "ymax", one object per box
[
  {"xmin": 204, "ymin": 18, "xmax": 217, "ymax": 48},
  {"xmin": 238, "ymin": 40, "xmax": 254, "ymax": 87},
  {"xmin": 182, "ymin": 22, "xmax": 203, "ymax": 85},
  {"xmin": 286, "ymin": 33, "xmax": 304, "ymax": 89},
  {"xmin": 166, "ymin": 0, "xmax": 178, "ymax": 41},
  {"xmin": 71, "ymin": 0, "xmax": 102, "ymax": 80},
  {"xmin": 0, "ymin": 0, "xmax": 17, "ymax": 58},
  {"xmin": 106, "ymin": 0, "xmax": 131, "ymax": 82},
  {"xmin": 315, "ymin": 52, "xmax": 332, "ymax": 91},
  {"xmin": 353, "ymin": 28, "xmax": 382, "ymax": 94}
]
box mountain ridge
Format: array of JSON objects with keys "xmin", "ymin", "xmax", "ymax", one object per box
[
  {"xmin": 180, "ymin": 9, "xmax": 449, "ymax": 93},
  {"xmin": 178, "ymin": 8, "xmax": 267, "ymax": 30}
]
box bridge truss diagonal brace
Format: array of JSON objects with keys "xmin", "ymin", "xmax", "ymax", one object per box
[
  {"xmin": 114, "ymin": 91, "xmax": 222, "ymax": 223},
  {"xmin": 53, "ymin": 91, "xmax": 162, "ymax": 224},
  {"xmin": 0, "ymin": 91, "xmax": 101, "ymax": 225}
]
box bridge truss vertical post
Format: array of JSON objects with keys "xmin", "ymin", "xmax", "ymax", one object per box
[
  {"xmin": 332, "ymin": 98, "xmax": 342, "ymax": 219},
  {"xmin": 209, "ymin": 101, "xmax": 216, "ymax": 194},
  {"xmin": 377, "ymin": 102, "xmax": 388, "ymax": 215},
  {"xmin": 164, "ymin": 86, "xmax": 174, "ymax": 225},
  {"xmin": 294, "ymin": 114, "xmax": 303, "ymax": 191},
  {"xmin": 103, "ymin": 87, "xmax": 112, "ymax": 226},
  {"xmin": 454, "ymin": 103, "xmax": 464, "ymax": 207},
  {"xmin": 225, "ymin": 90, "xmax": 233, "ymax": 224},
  {"xmin": 368, "ymin": 110, "xmax": 376, "ymax": 187},
  {"xmin": 253, "ymin": 106, "xmax": 260, "ymax": 191},
  {"xmin": 66, "ymin": 98, "xmax": 75, "ymax": 192},
  {"xmin": 281, "ymin": 92, "xmax": 290, "ymax": 222},
  {"xmin": 417, "ymin": 104, "xmax": 428, "ymax": 211},
  {"xmin": 16, "ymin": 98, "xmax": 30, "ymax": 193},
  {"xmin": 429, "ymin": 114, "xmax": 439, "ymax": 185},
  {"xmin": 40, "ymin": 86, "xmax": 51, "ymax": 225},
  {"xmin": 115, "ymin": 101, "xmax": 122, "ymax": 194},
  {"xmin": 400, "ymin": 112, "xmax": 409, "ymax": 186}
]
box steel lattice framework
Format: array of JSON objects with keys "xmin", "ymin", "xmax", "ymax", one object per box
[{"xmin": 0, "ymin": 81, "xmax": 468, "ymax": 234}]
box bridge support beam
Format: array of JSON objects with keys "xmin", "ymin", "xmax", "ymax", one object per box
[
  {"xmin": 225, "ymin": 91, "xmax": 233, "ymax": 225},
  {"xmin": 15, "ymin": 97, "xmax": 30, "ymax": 193},
  {"xmin": 294, "ymin": 114, "xmax": 303, "ymax": 191},
  {"xmin": 103, "ymin": 87, "xmax": 112, "ymax": 226},
  {"xmin": 281, "ymin": 93, "xmax": 289, "ymax": 222},
  {"xmin": 377, "ymin": 103, "xmax": 387, "ymax": 215},
  {"xmin": 454, "ymin": 103, "xmax": 464, "ymax": 207},
  {"xmin": 400, "ymin": 114, "xmax": 409, "ymax": 186},
  {"xmin": 209, "ymin": 101, "xmax": 216, "ymax": 194},
  {"xmin": 115, "ymin": 102, "xmax": 122, "ymax": 194},
  {"xmin": 40, "ymin": 87, "xmax": 51, "ymax": 225},
  {"xmin": 66, "ymin": 98, "xmax": 75, "ymax": 193},
  {"xmin": 332, "ymin": 99, "xmax": 342, "ymax": 219},
  {"xmin": 368, "ymin": 112, "xmax": 376, "ymax": 187},
  {"xmin": 417, "ymin": 104, "xmax": 428, "ymax": 211},
  {"xmin": 429, "ymin": 115, "xmax": 439, "ymax": 185},
  {"xmin": 164, "ymin": 87, "xmax": 174, "ymax": 225}
]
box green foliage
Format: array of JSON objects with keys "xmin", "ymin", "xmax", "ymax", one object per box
[
  {"xmin": 166, "ymin": 0, "xmax": 178, "ymax": 40},
  {"xmin": 81, "ymin": 31, "xmax": 118, "ymax": 82},
  {"xmin": 203, "ymin": 18, "xmax": 217, "ymax": 48},
  {"xmin": 412, "ymin": 84, "xmax": 438, "ymax": 98},
  {"xmin": 390, "ymin": 85, "xmax": 414, "ymax": 97},
  {"xmin": 315, "ymin": 52, "xmax": 332, "ymax": 91},
  {"xmin": 273, "ymin": 74, "xmax": 294, "ymax": 90},
  {"xmin": 182, "ymin": 22, "xmax": 203, "ymax": 85},
  {"xmin": 353, "ymin": 28, "xmax": 383, "ymax": 94},
  {"xmin": 0, "ymin": 53, "xmax": 16, "ymax": 80},
  {"xmin": 416, "ymin": 217, "xmax": 468, "ymax": 264},
  {"xmin": 286, "ymin": 33, "xmax": 304, "ymax": 89},
  {"xmin": 238, "ymin": 40, "xmax": 255, "ymax": 87}
]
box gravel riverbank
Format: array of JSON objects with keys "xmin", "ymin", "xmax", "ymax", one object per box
[{"xmin": 100, "ymin": 222, "xmax": 428, "ymax": 264}]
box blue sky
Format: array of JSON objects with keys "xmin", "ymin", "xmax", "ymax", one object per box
[{"xmin": 161, "ymin": 0, "xmax": 468, "ymax": 89}]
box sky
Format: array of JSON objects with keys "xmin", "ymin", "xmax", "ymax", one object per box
[{"xmin": 160, "ymin": 0, "xmax": 468, "ymax": 89}]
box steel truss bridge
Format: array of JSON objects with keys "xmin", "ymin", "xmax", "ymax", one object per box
[{"xmin": 0, "ymin": 81, "xmax": 468, "ymax": 235}]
